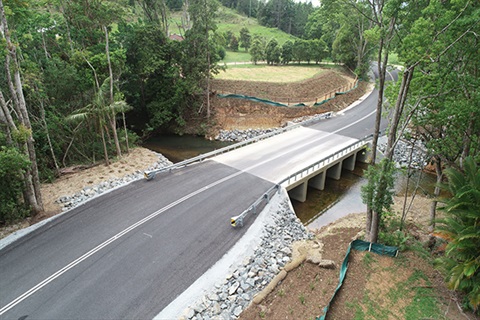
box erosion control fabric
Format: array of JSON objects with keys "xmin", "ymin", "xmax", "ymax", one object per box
[
  {"xmin": 317, "ymin": 239, "xmax": 399, "ymax": 320},
  {"xmin": 217, "ymin": 80, "xmax": 359, "ymax": 108}
]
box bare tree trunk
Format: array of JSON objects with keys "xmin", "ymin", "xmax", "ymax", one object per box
[
  {"xmin": 100, "ymin": 124, "xmax": 110, "ymax": 166},
  {"xmin": 370, "ymin": 37, "xmax": 388, "ymax": 165},
  {"xmin": 0, "ymin": 90, "xmax": 16, "ymax": 144},
  {"xmin": 385, "ymin": 67, "xmax": 414, "ymax": 160},
  {"xmin": 104, "ymin": 26, "xmax": 122, "ymax": 158},
  {"xmin": 1, "ymin": 0, "xmax": 43, "ymax": 213},
  {"xmin": 365, "ymin": 207, "xmax": 373, "ymax": 241},
  {"xmin": 122, "ymin": 112, "xmax": 129, "ymax": 154},
  {"xmin": 205, "ymin": 0, "xmax": 211, "ymax": 119},
  {"xmin": 39, "ymin": 99, "xmax": 60, "ymax": 175},
  {"xmin": 370, "ymin": 209, "xmax": 380, "ymax": 243},
  {"xmin": 429, "ymin": 156, "xmax": 443, "ymax": 234}
]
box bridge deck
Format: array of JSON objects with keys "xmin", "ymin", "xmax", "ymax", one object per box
[{"xmin": 213, "ymin": 127, "xmax": 358, "ymax": 184}]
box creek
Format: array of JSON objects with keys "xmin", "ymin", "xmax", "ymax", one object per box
[
  {"xmin": 143, "ymin": 134, "xmax": 232, "ymax": 163},
  {"xmin": 143, "ymin": 134, "xmax": 438, "ymax": 229}
]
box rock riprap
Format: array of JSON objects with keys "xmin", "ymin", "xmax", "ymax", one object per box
[
  {"xmin": 56, "ymin": 153, "xmax": 172, "ymax": 211},
  {"xmin": 182, "ymin": 198, "xmax": 311, "ymax": 320}
]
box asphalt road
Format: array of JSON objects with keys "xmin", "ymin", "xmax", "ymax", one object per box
[{"xmin": 0, "ymin": 69, "xmax": 396, "ymax": 319}]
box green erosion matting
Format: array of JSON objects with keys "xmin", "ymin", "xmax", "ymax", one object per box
[
  {"xmin": 217, "ymin": 80, "xmax": 360, "ymax": 108},
  {"xmin": 217, "ymin": 94, "xmax": 288, "ymax": 107},
  {"xmin": 316, "ymin": 239, "xmax": 399, "ymax": 320}
]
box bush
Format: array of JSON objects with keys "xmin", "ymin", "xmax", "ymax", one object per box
[{"xmin": 0, "ymin": 146, "xmax": 31, "ymax": 224}]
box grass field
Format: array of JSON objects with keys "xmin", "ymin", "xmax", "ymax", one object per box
[
  {"xmin": 168, "ymin": 7, "xmax": 297, "ymax": 45},
  {"xmin": 214, "ymin": 65, "xmax": 327, "ymax": 82},
  {"xmin": 221, "ymin": 50, "xmax": 252, "ymax": 63}
]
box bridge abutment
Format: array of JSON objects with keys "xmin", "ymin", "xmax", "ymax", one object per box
[{"xmin": 288, "ymin": 181, "xmax": 308, "ymax": 202}]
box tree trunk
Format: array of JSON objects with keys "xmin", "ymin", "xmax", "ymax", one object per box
[
  {"xmin": 429, "ymin": 156, "xmax": 443, "ymax": 234},
  {"xmin": 370, "ymin": 209, "xmax": 380, "ymax": 243},
  {"xmin": 39, "ymin": 99, "xmax": 60, "ymax": 176},
  {"xmin": 365, "ymin": 207, "xmax": 373, "ymax": 241},
  {"xmin": 104, "ymin": 25, "xmax": 122, "ymax": 158},
  {"xmin": 122, "ymin": 112, "xmax": 129, "ymax": 154},
  {"xmin": 385, "ymin": 67, "xmax": 414, "ymax": 160},
  {"xmin": 100, "ymin": 124, "xmax": 110, "ymax": 166},
  {"xmin": 370, "ymin": 37, "xmax": 388, "ymax": 165},
  {"xmin": 205, "ymin": 0, "xmax": 211, "ymax": 119},
  {"xmin": 1, "ymin": 0, "xmax": 43, "ymax": 213}
]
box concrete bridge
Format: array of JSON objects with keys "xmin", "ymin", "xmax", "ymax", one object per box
[{"xmin": 285, "ymin": 138, "xmax": 371, "ymax": 202}]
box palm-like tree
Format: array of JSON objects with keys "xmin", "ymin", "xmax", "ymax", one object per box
[
  {"xmin": 435, "ymin": 157, "xmax": 480, "ymax": 311},
  {"xmin": 67, "ymin": 80, "xmax": 131, "ymax": 165}
]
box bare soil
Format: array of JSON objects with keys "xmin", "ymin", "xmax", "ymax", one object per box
[
  {"xmin": 239, "ymin": 199, "xmax": 478, "ymax": 320},
  {"xmin": 210, "ymin": 68, "xmax": 368, "ymax": 131}
]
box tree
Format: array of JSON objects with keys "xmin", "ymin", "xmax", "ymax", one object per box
[
  {"xmin": 249, "ymin": 35, "xmax": 265, "ymax": 64},
  {"xmin": 0, "ymin": 0, "xmax": 44, "ymax": 214},
  {"xmin": 239, "ymin": 27, "xmax": 251, "ymax": 52},
  {"xmin": 293, "ymin": 39, "xmax": 309, "ymax": 63},
  {"xmin": 229, "ymin": 34, "xmax": 239, "ymax": 51},
  {"xmin": 281, "ymin": 40, "xmax": 294, "ymax": 64},
  {"xmin": 186, "ymin": 0, "xmax": 221, "ymax": 119},
  {"xmin": 361, "ymin": 158, "xmax": 396, "ymax": 242},
  {"xmin": 435, "ymin": 157, "xmax": 480, "ymax": 312},
  {"xmin": 265, "ymin": 38, "xmax": 281, "ymax": 65},
  {"xmin": 136, "ymin": 0, "xmax": 169, "ymax": 35},
  {"xmin": 310, "ymin": 39, "xmax": 327, "ymax": 64}
]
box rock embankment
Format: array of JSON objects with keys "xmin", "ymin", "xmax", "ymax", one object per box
[
  {"xmin": 214, "ymin": 113, "xmax": 332, "ymax": 142},
  {"xmin": 56, "ymin": 154, "xmax": 172, "ymax": 211},
  {"xmin": 182, "ymin": 196, "xmax": 311, "ymax": 320},
  {"xmin": 378, "ymin": 137, "xmax": 428, "ymax": 169}
]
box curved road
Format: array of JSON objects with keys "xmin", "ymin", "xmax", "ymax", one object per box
[{"xmin": 0, "ymin": 70, "xmax": 396, "ymax": 319}]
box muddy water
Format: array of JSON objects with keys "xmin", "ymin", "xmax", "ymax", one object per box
[
  {"xmin": 292, "ymin": 163, "xmax": 368, "ymax": 228},
  {"xmin": 298, "ymin": 164, "xmax": 440, "ymax": 230},
  {"xmin": 143, "ymin": 134, "xmax": 232, "ymax": 163}
]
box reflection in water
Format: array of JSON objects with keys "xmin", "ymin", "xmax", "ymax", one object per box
[
  {"xmin": 292, "ymin": 163, "xmax": 368, "ymax": 227},
  {"xmin": 297, "ymin": 164, "xmax": 441, "ymax": 230},
  {"xmin": 143, "ymin": 134, "xmax": 232, "ymax": 163}
]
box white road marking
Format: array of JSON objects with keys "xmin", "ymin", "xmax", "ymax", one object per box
[{"xmin": 1, "ymin": 107, "xmax": 376, "ymax": 316}]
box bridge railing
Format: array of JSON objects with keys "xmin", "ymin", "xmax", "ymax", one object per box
[
  {"xmin": 281, "ymin": 134, "xmax": 372, "ymax": 188},
  {"xmin": 144, "ymin": 111, "xmax": 333, "ymax": 180},
  {"xmin": 230, "ymin": 134, "xmax": 373, "ymax": 228}
]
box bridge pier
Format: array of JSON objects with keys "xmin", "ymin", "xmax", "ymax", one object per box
[
  {"xmin": 308, "ymin": 171, "xmax": 326, "ymax": 190},
  {"xmin": 327, "ymin": 162, "xmax": 342, "ymax": 180},
  {"xmin": 343, "ymin": 154, "xmax": 357, "ymax": 171},
  {"xmin": 288, "ymin": 181, "xmax": 308, "ymax": 202},
  {"xmin": 356, "ymin": 144, "xmax": 372, "ymax": 163}
]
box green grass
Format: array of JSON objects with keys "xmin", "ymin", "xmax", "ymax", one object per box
[
  {"xmin": 214, "ymin": 65, "xmax": 326, "ymax": 82},
  {"xmin": 216, "ymin": 7, "xmax": 297, "ymax": 45},
  {"xmin": 221, "ymin": 50, "xmax": 252, "ymax": 63},
  {"xmin": 168, "ymin": 6, "xmax": 297, "ymax": 45}
]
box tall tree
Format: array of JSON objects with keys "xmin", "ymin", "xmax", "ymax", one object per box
[
  {"xmin": 0, "ymin": 0, "xmax": 43, "ymax": 214},
  {"xmin": 186, "ymin": 0, "xmax": 220, "ymax": 119},
  {"xmin": 239, "ymin": 27, "xmax": 251, "ymax": 52},
  {"xmin": 249, "ymin": 35, "xmax": 265, "ymax": 64}
]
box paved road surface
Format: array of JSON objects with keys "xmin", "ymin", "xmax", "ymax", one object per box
[{"xmin": 0, "ymin": 70, "xmax": 395, "ymax": 319}]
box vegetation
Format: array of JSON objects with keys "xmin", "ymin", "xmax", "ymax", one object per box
[
  {"xmin": 0, "ymin": 0, "xmax": 479, "ymax": 311},
  {"xmin": 435, "ymin": 157, "xmax": 480, "ymax": 312}
]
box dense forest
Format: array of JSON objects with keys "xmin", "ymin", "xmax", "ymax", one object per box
[{"xmin": 0, "ymin": 0, "xmax": 479, "ymax": 311}]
